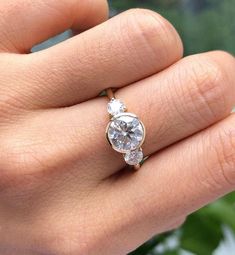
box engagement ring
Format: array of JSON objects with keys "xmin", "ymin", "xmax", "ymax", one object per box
[{"xmin": 106, "ymin": 89, "xmax": 146, "ymax": 169}]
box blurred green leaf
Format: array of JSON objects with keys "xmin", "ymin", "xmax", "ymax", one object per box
[
  {"xmin": 223, "ymin": 192, "xmax": 235, "ymax": 205},
  {"xmin": 128, "ymin": 233, "xmax": 172, "ymax": 255},
  {"xmin": 159, "ymin": 250, "xmax": 179, "ymax": 255},
  {"xmin": 201, "ymin": 200, "xmax": 235, "ymax": 233},
  {"xmin": 180, "ymin": 212, "xmax": 223, "ymax": 255}
]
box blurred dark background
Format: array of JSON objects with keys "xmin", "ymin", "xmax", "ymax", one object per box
[{"xmin": 108, "ymin": 1, "xmax": 235, "ymax": 255}]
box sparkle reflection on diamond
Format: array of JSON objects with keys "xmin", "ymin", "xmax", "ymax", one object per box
[{"xmin": 107, "ymin": 113, "xmax": 145, "ymax": 153}]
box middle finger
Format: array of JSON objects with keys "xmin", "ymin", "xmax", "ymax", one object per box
[{"xmin": 20, "ymin": 9, "xmax": 183, "ymax": 108}]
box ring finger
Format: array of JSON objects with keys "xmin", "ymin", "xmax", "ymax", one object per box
[
  {"xmin": 61, "ymin": 50, "xmax": 235, "ymax": 177},
  {"xmin": 4, "ymin": 51, "xmax": 235, "ymax": 180}
]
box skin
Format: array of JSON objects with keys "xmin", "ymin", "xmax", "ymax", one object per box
[{"xmin": 0, "ymin": 0, "xmax": 235, "ymax": 254}]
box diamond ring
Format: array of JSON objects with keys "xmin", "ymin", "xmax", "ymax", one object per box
[{"xmin": 105, "ymin": 89, "xmax": 146, "ymax": 169}]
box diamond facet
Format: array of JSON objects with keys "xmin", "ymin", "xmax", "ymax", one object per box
[
  {"xmin": 124, "ymin": 149, "xmax": 144, "ymax": 165},
  {"xmin": 106, "ymin": 113, "xmax": 145, "ymax": 153},
  {"xmin": 107, "ymin": 98, "xmax": 126, "ymax": 116}
]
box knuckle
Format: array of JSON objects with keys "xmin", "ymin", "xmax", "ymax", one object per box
[
  {"xmin": 124, "ymin": 8, "xmax": 166, "ymax": 29},
  {"xmin": 205, "ymin": 51, "xmax": 235, "ymax": 86},
  {"xmin": 122, "ymin": 8, "xmax": 162, "ymax": 38},
  {"xmin": 121, "ymin": 8, "xmax": 182, "ymax": 58},
  {"xmin": 205, "ymin": 126, "xmax": 235, "ymax": 190},
  {"xmin": 215, "ymin": 128, "xmax": 235, "ymax": 186},
  {"xmin": 184, "ymin": 54, "xmax": 230, "ymax": 119},
  {"xmin": 213, "ymin": 50, "xmax": 235, "ymax": 66}
]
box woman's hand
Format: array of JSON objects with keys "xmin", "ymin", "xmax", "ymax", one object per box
[{"xmin": 0, "ymin": 1, "xmax": 235, "ymax": 254}]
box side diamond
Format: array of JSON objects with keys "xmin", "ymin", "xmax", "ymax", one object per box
[
  {"xmin": 124, "ymin": 149, "xmax": 144, "ymax": 165},
  {"xmin": 107, "ymin": 98, "xmax": 126, "ymax": 116}
]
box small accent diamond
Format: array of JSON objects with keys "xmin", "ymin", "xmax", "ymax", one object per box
[
  {"xmin": 124, "ymin": 149, "xmax": 144, "ymax": 165},
  {"xmin": 107, "ymin": 98, "xmax": 126, "ymax": 116}
]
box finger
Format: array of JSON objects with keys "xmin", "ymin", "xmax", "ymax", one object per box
[
  {"xmin": 22, "ymin": 9, "xmax": 183, "ymax": 108},
  {"xmin": 62, "ymin": 50, "xmax": 234, "ymax": 177},
  {"xmin": 104, "ymin": 113, "xmax": 235, "ymax": 254},
  {"xmin": 3, "ymin": 51, "xmax": 234, "ymax": 181},
  {"xmin": 0, "ymin": 0, "xmax": 108, "ymax": 53},
  {"xmin": 116, "ymin": 51, "xmax": 235, "ymax": 157}
]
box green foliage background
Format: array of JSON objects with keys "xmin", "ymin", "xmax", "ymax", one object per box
[{"xmin": 108, "ymin": 1, "xmax": 235, "ymax": 254}]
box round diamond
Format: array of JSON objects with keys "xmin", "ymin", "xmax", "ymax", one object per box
[
  {"xmin": 107, "ymin": 98, "xmax": 126, "ymax": 116},
  {"xmin": 107, "ymin": 113, "xmax": 145, "ymax": 153},
  {"xmin": 124, "ymin": 149, "xmax": 144, "ymax": 165}
]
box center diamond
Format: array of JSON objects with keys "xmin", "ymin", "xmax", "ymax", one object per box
[{"xmin": 106, "ymin": 113, "xmax": 145, "ymax": 153}]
